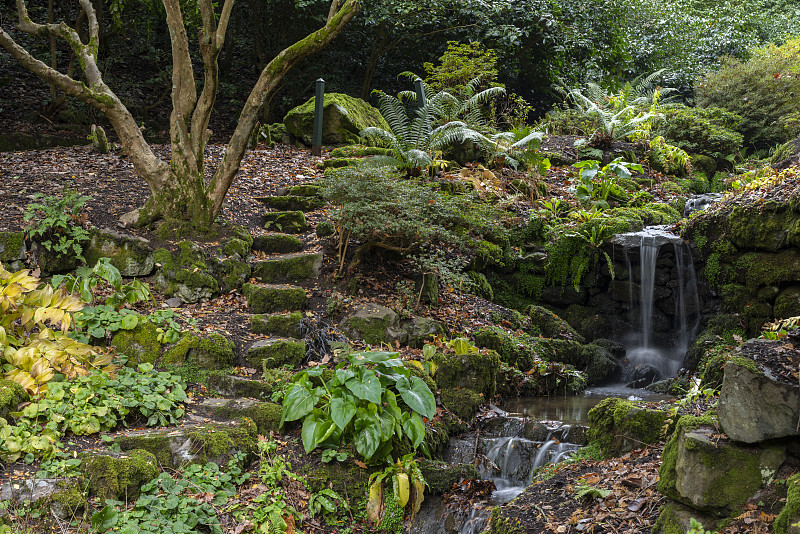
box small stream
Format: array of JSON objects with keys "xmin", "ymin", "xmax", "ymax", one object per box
[{"xmin": 412, "ymin": 388, "xmax": 673, "ymax": 534}]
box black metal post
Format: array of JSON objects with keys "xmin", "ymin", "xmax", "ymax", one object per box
[{"xmin": 312, "ymin": 78, "xmax": 325, "ymax": 156}]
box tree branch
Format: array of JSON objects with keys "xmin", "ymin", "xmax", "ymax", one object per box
[{"xmin": 208, "ymin": 0, "xmax": 361, "ymax": 217}]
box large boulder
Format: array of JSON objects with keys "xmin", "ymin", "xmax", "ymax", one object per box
[
  {"xmin": 658, "ymin": 415, "xmax": 785, "ymax": 515},
  {"xmin": 283, "ymin": 93, "xmax": 389, "ymax": 145},
  {"xmin": 587, "ymin": 397, "xmax": 668, "ymax": 457},
  {"xmin": 717, "ymin": 340, "xmax": 800, "ymax": 443},
  {"xmin": 83, "ymin": 228, "xmax": 154, "ymax": 276},
  {"xmin": 340, "ymin": 304, "xmax": 408, "ymax": 345}
]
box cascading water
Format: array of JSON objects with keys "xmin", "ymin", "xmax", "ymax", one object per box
[{"xmin": 611, "ymin": 225, "xmax": 701, "ymax": 384}]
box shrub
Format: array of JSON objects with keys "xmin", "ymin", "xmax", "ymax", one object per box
[
  {"xmin": 321, "ymin": 164, "xmax": 511, "ymax": 272},
  {"xmin": 695, "ymin": 36, "xmax": 800, "ymax": 149},
  {"xmin": 653, "ymin": 104, "xmax": 743, "ymax": 159}
]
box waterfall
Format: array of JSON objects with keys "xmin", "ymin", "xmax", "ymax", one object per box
[{"xmin": 611, "ymin": 226, "xmax": 701, "ymax": 383}]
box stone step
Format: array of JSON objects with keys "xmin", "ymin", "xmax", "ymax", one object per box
[
  {"xmin": 194, "ymin": 398, "xmax": 282, "ymax": 435},
  {"xmin": 242, "ymin": 282, "xmax": 306, "ymax": 313},
  {"xmin": 256, "ymin": 195, "xmax": 324, "ymax": 212},
  {"xmin": 279, "ymin": 184, "xmax": 323, "ymax": 197},
  {"xmin": 113, "ymin": 420, "xmax": 256, "ymax": 469},
  {"xmin": 246, "ymin": 338, "xmax": 305, "ymax": 369},
  {"xmin": 252, "ymin": 233, "xmax": 304, "ymax": 254},
  {"xmin": 252, "ymin": 251, "xmax": 323, "ymax": 283},
  {"xmin": 207, "ymin": 373, "xmax": 284, "ymax": 400},
  {"xmin": 251, "ymin": 311, "xmax": 304, "ymax": 338},
  {"xmin": 263, "ymin": 210, "xmax": 307, "ymax": 234}
]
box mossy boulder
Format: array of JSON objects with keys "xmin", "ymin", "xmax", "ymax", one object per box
[
  {"xmin": 162, "ymin": 333, "xmax": 235, "ymax": 369},
  {"xmin": 0, "ymin": 379, "xmax": 28, "ymax": 419},
  {"xmin": 652, "ymin": 502, "xmax": 722, "ymax": 534},
  {"xmin": 79, "ymin": 449, "xmax": 158, "ymax": 500},
  {"xmin": 256, "ymin": 195, "xmax": 325, "ymax": 212},
  {"xmin": 587, "ymin": 397, "xmax": 668, "ymax": 457},
  {"xmin": 206, "ymin": 373, "xmax": 283, "ymax": 400},
  {"xmin": 250, "ymin": 311, "xmax": 304, "ymax": 338},
  {"xmin": 252, "ymin": 233, "xmax": 303, "ymax": 254},
  {"xmin": 111, "ymin": 322, "xmax": 162, "ymax": 367},
  {"xmin": 340, "ymin": 304, "xmax": 408, "ymax": 345},
  {"xmin": 526, "ymin": 305, "xmax": 584, "ymax": 342},
  {"xmin": 658, "ymin": 415, "xmax": 785, "ymax": 515},
  {"xmin": 84, "ymin": 228, "xmax": 154, "ymax": 276},
  {"xmin": 242, "ymin": 283, "xmax": 307, "ymax": 313},
  {"xmin": 302, "ymin": 461, "xmax": 370, "ymax": 501},
  {"xmin": 153, "ymin": 241, "xmax": 219, "ymax": 303},
  {"xmin": 212, "ymin": 255, "xmax": 252, "ymax": 293},
  {"xmin": 114, "ymin": 420, "xmax": 258, "ymax": 468},
  {"xmin": 0, "ymin": 230, "xmax": 26, "ymax": 270},
  {"xmin": 418, "ymin": 459, "xmax": 480, "ymax": 495},
  {"xmin": 252, "ymin": 252, "xmax": 323, "ymax": 283},
  {"xmin": 283, "ymin": 93, "xmax": 389, "ymax": 145},
  {"xmin": 197, "ymin": 398, "xmax": 282, "ymax": 435},
  {"xmin": 774, "ymin": 286, "xmax": 800, "ymax": 319},
  {"xmin": 440, "ymin": 387, "xmax": 484, "ymax": 421},
  {"xmin": 717, "ymin": 341, "xmax": 800, "ymax": 443},
  {"xmin": 403, "ymin": 316, "xmax": 444, "ymax": 348},
  {"xmin": 246, "ymin": 338, "xmax": 305, "ymax": 369},
  {"xmin": 432, "ymin": 349, "xmax": 499, "ymax": 399},
  {"xmin": 48, "ymin": 483, "xmax": 88, "ymax": 520},
  {"xmin": 775, "ymin": 473, "xmax": 800, "ymax": 534},
  {"xmin": 263, "ymin": 211, "xmax": 308, "ymax": 234}
]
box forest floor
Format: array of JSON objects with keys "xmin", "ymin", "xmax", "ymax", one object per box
[{"xmin": 0, "ymin": 142, "xmax": 793, "ymax": 534}]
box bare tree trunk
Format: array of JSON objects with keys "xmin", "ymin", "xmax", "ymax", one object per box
[{"xmin": 1, "ymin": 0, "xmax": 361, "ymax": 229}]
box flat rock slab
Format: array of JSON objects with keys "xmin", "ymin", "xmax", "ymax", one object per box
[
  {"xmin": 256, "ymin": 195, "xmax": 324, "ymax": 212},
  {"xmin": 195, "ymin": 398, "xmax": 282, "ymax": 434},
  {"xmin": 246, "ymin": 338, "xmax": 305, "ymax": 369},
  {"xmin": 263, "ymin": 211, "xmax": 307, "ymax": 234},
  {"xmin": 113, "ymin": 419, "xmax": 256, "ymax": 468},
  {"xmin": 252, "ymin": 233, "xmax": 304, "ymax": 254},
  {"xmin": 0, "ymin": 478, "xmax": 63, "ymax": 504},
  {"xmin": 251, "ymin": 311, "xmax": 304, "ymax": 338},
  {"xmin": 252, "ymin": 252, "xmax": 323, "ymax": 283},
  {"xmin": 718, "ymin": 340, "xmax": 800, "ymax": 443},
  {"xmin": 242, "ymin": 282, "xmax": 306, "ymax": 313}
]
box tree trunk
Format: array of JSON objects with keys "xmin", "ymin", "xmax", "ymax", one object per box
[{"xmin": 1, "ymin": 0, "xmax": 361, "ymax": 229}]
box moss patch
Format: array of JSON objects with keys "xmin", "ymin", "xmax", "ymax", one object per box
[
  {"xmin": 263, "ymin": 211, "xmax": 308, "ymax": 234},
  {"xmin": 80, "ymin": 449, "xmax": 158, "ymax": 501},
  {"xmin": 161, "ymin": 333, "xmax": 235, "ymax": 369},
  {"xmin": 440, "ymin": 387, "xmax": 484, "ymax": 421},
  {"xmin": 587, "ymin": 397, "xmax": 668, "ymax": 457},
  {"xmin": 0, "ymin": 379, "xmax": 28, "ymax": 419},
  {"xmin": 775, "ymin": 473, "xmax": 800, "ymax": 534},
  {"xmin": 111, "ymin": 322, "xmax": 162, "ymax": 367},
  {"xmin": 257, "ymin": 195, "xmax": 325, "ymax": 212},
  {"xmin": 213, "ymin": 401, "xmax": 282, "ymax": 435}
]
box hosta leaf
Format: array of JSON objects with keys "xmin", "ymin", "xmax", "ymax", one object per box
[
  {"xmin": 395, "ymin": 376, "xmax": 436, "ymax": 419},
  {"xmin": 281, "ymin": 382, "xmax": 321, "ymax": 422},
  {"xmin": 354, "ymin": 411, "xmax": 381, "ymax": 460},
  {"xmin": 301, "ymin": 411, "xmax": 323, "ymax": 452},
  {"xmin": 402, "ymin": 412, "xmax": 425, "ymax": 449},
  {"xmin": 345, "ymin": 370, "xmax": 382, "ymax": 404},
  {"xmin": 331, "ymin": 393, "xmax": 356, "ymax": 430}
]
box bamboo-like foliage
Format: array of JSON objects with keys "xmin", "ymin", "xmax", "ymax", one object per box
[{"xmin": 0, "ymin": 262, "xmax": 115, "ymax": 395}]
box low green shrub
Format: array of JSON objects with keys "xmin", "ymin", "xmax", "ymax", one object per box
[{"xmin": 653, "ymin": 104, "xmax": 743, "ymax": 159}]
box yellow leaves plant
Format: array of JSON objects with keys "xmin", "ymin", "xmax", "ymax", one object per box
[{"xmin": 0, "ymin": 261, "xmax": 115, "ymax": 396}]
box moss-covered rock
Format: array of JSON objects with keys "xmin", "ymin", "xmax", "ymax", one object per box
[
  {"xmin": 80, "ymin": 449, "xmax": 158, "ymax": 500},
  {"xmin": 197, "ymin": 398, "xmax": 282, "ymax": 435},
  {"xmin": 242, "ymin": 283, "xmax": 307, "ymax": 313},
  {"xmin": 658, "ymin": 415, "xmax": 785, "ymax": 515},
  {"xmin": 432, "ymin": 349, "xmax": 499, "ymax": 399},
  {"xmin": 466, "ymin": 270, "xmax": 493, "ymax": 300},
  {"xmin": 717, "ymin": 342, "xmax": 800, "ymax": 443},
  {"xmin": 340, "ymin": 304, "xmax": 408, "ymax": 345},
  {"xmin": 283, "ymin": 93, "xmax": 389, "ymax": 145},
  {"xmin": 252, "ymin": 233, "xmax": 304, "ymax": 254},
  {"xmin": 161, "ymin": 333, "xmax": 235, "ymax": 369},
  {"xmin": 587, "ymin": 397, "xmax": 668, "ymax": 457},
  {"xmin": 418, "ymin": 459, "xmax": 480, "ymax": 495},
  {"xmin": 263, "ymin": 211, "xmax": 308, "ymax": 234},
  {"xmin": 206, "ymin": 373, "xmax": 282, "ymax": 400},
  {"xmin": 212, "ymin": 255, "xmax": 252, "ymax": 293},
  {"xmin": 440, "ymin": 387, "xmax": 484, "ymax": 421},
  {"xmin": 484, "ymin": 506, "xmax": 525, "ymax": 534},
  {"xmin": 114, "ymin": 420, "xmax": 258, "ymax": 468},
  {"xmin": 246, "ymin": 338, "xmax": 305, "ymax": 369},
  {"xmin": 0, "ymin": 231, "xmax": 26, "ymax": 269},
  {"xmin": 111, "ymin": 322, "xmax": 162, "ymax": 367},
  {"xmin": 774, "ymin": 286, "xmax": 800, "ymax": 319},
  {"xmin": 250, "ymin": 311, "xmax": 304, "ymax": 338},
  {"xmin": 775, "ymin": 473, "xmax": 800, "ymax": 534},
  {"xmin": 252, "ymin": 252, "xmax": 323, "ymax": 283},
  {"xmin": 256, "ymin": 195, "xmax": 325, "ymax": 212},
  {"xmin": 48, "ymin": 483, "xmax": 88, "ymax": 520},
  {"xmin": 652, "ymin": 502, "xmax": 722, "ymax": 534},
  {"xmin": 153, "ymin": 242, "xmax": 219, "ymax": 303},
  {"xmin": 84, "ymin": 228, "xmax": 154, "ymax": 276},
  {"xmin": 0, "ymin": 379, "xmax": 28, "ymax": 419},
  {"xmin": 526, "ymin": 304, "xmax": 584, "ymax": 342},
  {"xmin": 302, "ymin": 461, "xmax": 370, "ymax": 502}
]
